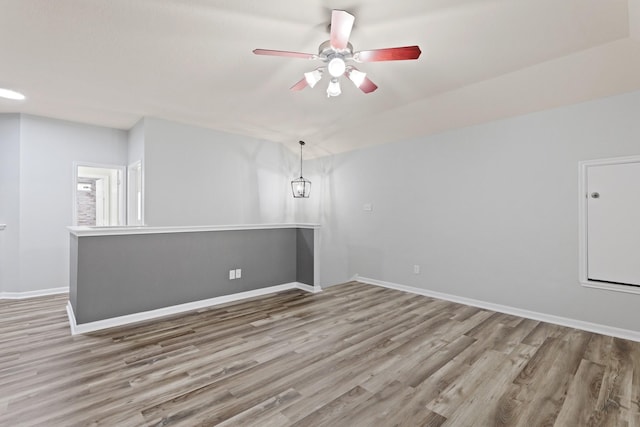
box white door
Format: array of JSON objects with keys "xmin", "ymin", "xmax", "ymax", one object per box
[{"xmin": 587, "ymin": 161, "xmax": 640, "ymax": 286}]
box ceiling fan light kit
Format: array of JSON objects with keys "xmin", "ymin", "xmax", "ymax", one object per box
[
  {"xmin": 326, "ymin": 79, "xmax": 341, "ymax": 98},
  {"xmin": 254, "ymin": 10, "xmax": 421, "ymax": 98},
  {"xmin": 327, "ymin": 57, "xmax": 346, "ymax": 77},
  {"xmin": 347, "ymin": 68, "xmax": 366, "ymax": 88},
  {"xmin": 304, "ymin": 69, "xmax": 323, "ymax": 88}
]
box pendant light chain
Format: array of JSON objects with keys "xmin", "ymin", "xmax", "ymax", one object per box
[{"xmin": 300, "ymin": 141, "xmax": 303, "ymax": 178}]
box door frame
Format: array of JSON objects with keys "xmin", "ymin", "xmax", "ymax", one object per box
[
  {"xmin": 127, "ymin": 160, "xmax": 144, "ymax": 226},
  {"xmin": 72, "ymin": 162, "xmax": 126, "ymax": 227},
  {"xmin": 578, "ymin": 154, "xmax": 640, "ymax": 295}
]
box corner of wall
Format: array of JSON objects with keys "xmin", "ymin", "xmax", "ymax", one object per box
[
  {"xmin": 0, "ymin": 114, "xmax": 22, "ymax": 293},
  {"xmin": 630, "ymin": 0, "xmax": 640, "ymax": 41}
]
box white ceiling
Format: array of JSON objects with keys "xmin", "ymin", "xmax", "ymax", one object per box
[{"xmin": 1, "ymin": 0, "xmax": 639, "ymax": 158}]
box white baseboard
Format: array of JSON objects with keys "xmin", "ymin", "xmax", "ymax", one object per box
[
  {"xmin": 356, "ymin": 275, "xmax": 640, "ymax": 343},
  {"xmin": 66, "ymin": 301, "xmax": 79, "ymax": 334},
  {"xmin": 297, "ymin": 283, "xmax": 322, "ymax": 293},
  {"xmin": 0, "ymin": 287, "xmax": 68, "ymax": 300},
  {"xmin": 67, "ymin": 282, "xmax": 319, "ymax": 335}
]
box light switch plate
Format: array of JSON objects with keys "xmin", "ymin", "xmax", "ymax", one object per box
[
  {"xmin": 229, "ymin": 269, "xmax": 236, "ymax": 280},
  {"xmin": 235, "ymin": 268, "xmax": 242, "ymax": 279}
]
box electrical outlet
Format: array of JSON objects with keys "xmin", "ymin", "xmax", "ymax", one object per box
[
  {"xmin": 229, "ymin": 269, "xmax": 236, "ymax": 280},
  {"xmin": 413, "ymin": 265, "xmax": 420, "ymax": 274},
  {"xmin": 235, "ymin": 268, "xmax": 242, "ymax": 279}
]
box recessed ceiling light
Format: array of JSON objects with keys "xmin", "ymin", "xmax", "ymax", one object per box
[{"xmin": 0, "ymin": 88, "xmax": 26, "ymax": 100}]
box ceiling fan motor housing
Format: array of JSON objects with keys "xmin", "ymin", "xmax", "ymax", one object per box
[{"xmin": 318, "ymin": 40, "xmax": 353, "ymax": 59}]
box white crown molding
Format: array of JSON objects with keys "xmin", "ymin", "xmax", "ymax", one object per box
[
  {"xmin": 67, "ymin": 282, "xmax": 319, "ymax": 335},
  {"xmin": 355, "ymin": 275, "xmax": 640, "ymax": 343},
  {"xmin": 0, "ymin": 287, "xmax": 68, "ymax": 300}
]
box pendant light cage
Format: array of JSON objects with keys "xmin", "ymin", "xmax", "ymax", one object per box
[
  {"xmin": 291, "ymin": 176, "xmax": 311, "ymax": 198},
  {"xmin": 291, "ymin": 140, "xmax": 311, "ymax": 198}
]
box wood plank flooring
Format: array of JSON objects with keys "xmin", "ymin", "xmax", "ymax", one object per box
[{"xmin": 1, "ymin": 281, "xmax": 640, "ymax": 426}]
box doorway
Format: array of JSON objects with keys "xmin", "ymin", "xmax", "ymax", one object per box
[
  {"xmin": 579, "ymin": 155, "xmax": 640, "ymax": 294},
  {"xmin": 73, "ymin": 163, "xmax": 125, "ymax": 226}
]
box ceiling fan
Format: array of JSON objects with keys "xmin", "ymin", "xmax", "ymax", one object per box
[{"xmin": 253, "ymin": 9, "xmax": 421, "ymax": 98}]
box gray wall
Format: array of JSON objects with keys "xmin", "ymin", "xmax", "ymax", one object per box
[
  {"xmin": 71, "ymin": 228, "xmax": 313, "ymax": 323},
  {"xmin": 69, "ymin": 235, "xmax": 78, "ymax": 310},
  {"xmin": 0, "ymin": 114, "xmax": 128, "ymax": 293},
  {"xmin": 0, "ymin": 114, "xmax": 21, "ymax": 293},
  {"xmin": 127, "ymin": 118, "xmax": 145, "ymax": 225},
  {"xmin": 1, "ymin": 113, "xmax": 307, "ymax": 294},
  {"xmin": 127, "ymin": 118, "xmax": 145, "ymax": 166},
  {"xmin": 296, "ymin": 228, "xmax": 314, "ymax": 286},
  {"xmin": 143, "ymin": 118, "xmax": 299, "ymax": 226},
  {"xmin": 300, "ymin": 89, "xmax": 640, "ymax": 332}
]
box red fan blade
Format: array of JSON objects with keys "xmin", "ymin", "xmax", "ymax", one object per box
[
  {"xmin": 347, "ymin": 67, "xmax": 378, "ymax": 94},
  {"xmin": 290, "ymin": 78, "xmax": 308, "ymax": 91},
  {"xmin": 354, "ymin": 46, "xmax": 422, "ymax": 62},
  {"xmin": 253, "ymin": 49, "xmax": 316, "ymax": 59},
  {"xmin": 358, "ymin": 77, "xmax": 378, "ymax": 94},
  {"xmin": 330, "ymin": 10, "xmax": 355, "ymax": 50}
]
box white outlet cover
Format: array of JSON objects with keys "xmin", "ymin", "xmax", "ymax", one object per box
[
  {"xmin": 229, "ymin": 269, "xmax": 236, "ymax": 280},
  {"xmin": 235, "ymin": 268, "xmax": 242, "ymax": 279},
  {"xmin": 413, "ymin": 265, "xmax": 420, "ymax": 274}
]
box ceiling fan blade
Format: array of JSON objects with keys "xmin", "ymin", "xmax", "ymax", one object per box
[
  {"xmin": 290, "ymin": 78, "xmax": 308, "ymax": 91},
  {"xmin": 358, "ymin": 77, "xmax": 378, "ymax": 94},
  {"xmin": 253, "ymin": 49, "xmax": 316, "ymax": 59},
  {"xmin": 330, "ymin": 10, "xmax": 355, "ymax": 50},
  {"xmin": 354, "ymin": 46, "xmax": 422, "ymax": 62}
]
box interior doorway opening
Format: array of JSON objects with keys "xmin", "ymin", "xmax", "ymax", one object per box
[{"xmin": 73, "ymin": 164, "xmax": 125, "ymax": 226}]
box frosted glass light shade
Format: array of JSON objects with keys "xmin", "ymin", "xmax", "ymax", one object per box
[
  {"xmin": 348, "ymin": 68, "xmax": 366, "ymax": 87},
  {"xmin": 327, "ymin": 57, "xmax": 346, "ymax": 77},
  {"xmin": 304, "ymin": 69, "xmax": 323, "ymax": 88},
  {"xmin": 326, "ymin": 79, "xmax": 341, "ymax": 97}
]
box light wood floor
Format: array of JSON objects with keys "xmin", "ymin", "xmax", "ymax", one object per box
[{"xmin": 1, "ymin": 281, "xmax": 640, "ymax": 426}]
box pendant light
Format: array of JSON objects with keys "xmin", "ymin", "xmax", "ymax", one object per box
[{"xmin": 291, "ymin": 141, "xmax": 311, "ymax": 198}]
